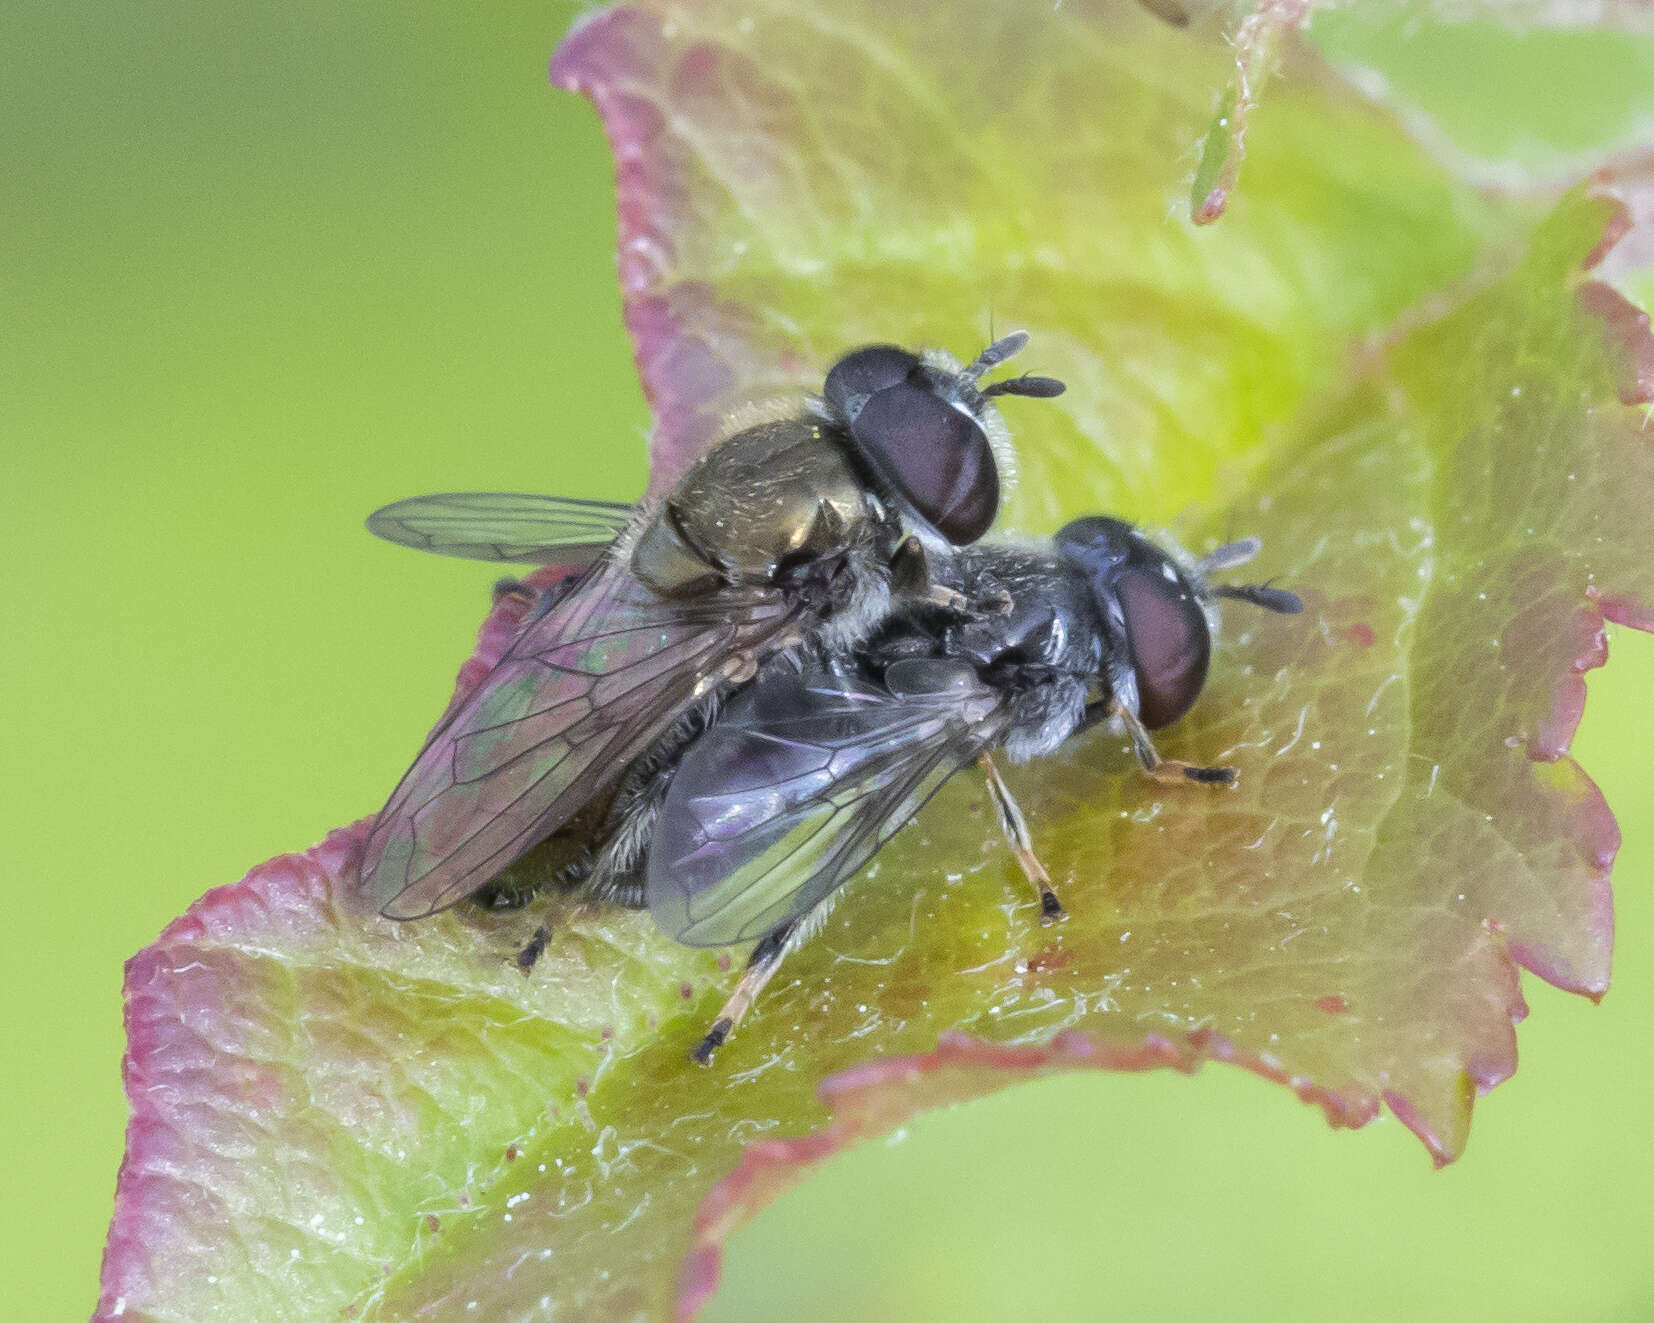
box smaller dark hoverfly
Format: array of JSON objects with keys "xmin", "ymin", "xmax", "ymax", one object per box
[
  {"xmin": 356, "ymin": 334, "xmax": 1065, "ymax": 922},
  {"xmin": 630, "ymin": 517, "xmax": 1302, "ymax": 1061}
]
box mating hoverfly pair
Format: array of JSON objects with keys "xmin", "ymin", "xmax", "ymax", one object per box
[{"xmin": 356, "ymin": 334, "xmax": 1300, "ymax": 1062}]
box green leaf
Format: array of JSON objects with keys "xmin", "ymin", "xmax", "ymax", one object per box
[{"xmin": 97, "ymin": 2, "xmax": 1654, "ymax": 1319}]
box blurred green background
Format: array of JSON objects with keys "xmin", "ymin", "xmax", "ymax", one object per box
[{"xmin": 5, "ymin": 3, "xmax": 1653, "ymax": 1319}]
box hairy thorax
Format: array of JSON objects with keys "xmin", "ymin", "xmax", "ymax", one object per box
[{"xmin": 631, "ymin": 417, "xmax": 887, "ymax": 596}]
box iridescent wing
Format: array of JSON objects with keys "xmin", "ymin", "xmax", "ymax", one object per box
[
  {"xmin": 361, "ymin": 554, "xmax": 797, "ymax": 918},
  {"xmin": 365, "ymin": 491, "xmax": 634, "ymax": 564},
  {"xmin": 646, "ymin": 655, "xmax": 1009, "ymax": 947}
]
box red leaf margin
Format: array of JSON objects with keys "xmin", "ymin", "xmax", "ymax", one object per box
[
  {"xmin": 94, "ymin": 575, "xmax": 565, "ymax": 1322},
  {"xmin": 676, "ymin": 1028, "xmax": 1381, "ymax": 1320}
]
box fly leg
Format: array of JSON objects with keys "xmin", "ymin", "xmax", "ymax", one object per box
[
  {"xmin": 888, "ymin": 535, "xmax": 934, "ymax": 599},
  {"xmin": 512, "ymin": 923, "xmax": 552, "ymax": 975},
  {"xmin": 692, "ymin": 649, "xmax": 760, "ymax": 699},
  {"xmin": 692, "ymin": 918, "xmax": 799, "ymax": 1065},
  {"xmin": 936, "ymin": 583, "xmax": 1013, "ymax": 617},
  {"xmin": 1109, "ymin": 700, "xmax": 1236, "ymax": 787},
  {"xmin": 492, "ymin": 577, "xmax": 538, "ymax": 608},
  {"xmin": 890, "ymin": 536, "xmax": 1011, "ymax": 617},
  {"xmin": 495, "ymin": 567, "xmax": 592, "ymax": 619},
  {"xmin": 978, "ymin": 752, "xmax": 1065, "ymax": 923},
  {"xmin": 891, "ymin": 536, "xmax": 973, "ymax": 612}
]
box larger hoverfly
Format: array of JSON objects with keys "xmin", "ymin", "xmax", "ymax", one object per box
[
  {"xmin": 623, "ymin": 517, "xmax": 1302, "ymax": 1060},
  {"xmin": 357, "ymin": 334, "xmax": 1065, "ymax": 921}
]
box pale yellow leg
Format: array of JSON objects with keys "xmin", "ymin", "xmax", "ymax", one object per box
[
  {"xmin": 1112, "ymin": 700, "xmax": 1236, "ymax": 787},
  {"xmin": 692, "ymin": 920, "xmax": 797, "ymax": 1065},
  {"xmin": 979, "ymin": 752, "xmax": 1065, "ymax": 924}
]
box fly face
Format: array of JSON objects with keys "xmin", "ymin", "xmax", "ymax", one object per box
[
  {"xmin": 1053, "ymin": 516, "xmax": 1304, "ymax": 731},
  {"xmin": 356, "ymin": 335, "xmax": 1066, "ymax": 924},
  {"xmin": 1055, "ymin": 515, "xmax": 1215, "ymax": 729}
]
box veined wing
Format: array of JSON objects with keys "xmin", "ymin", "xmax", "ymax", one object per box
[
  {"xmin": 366, "ymin": 491, "xmax": 634, "ymax": 564},
  {"xmin": 361, "ymin": 555, "xmax": 796, "ymax": 918},
  {"xmin": 646, "ymin": 656, "xmax": 1008, "ymax": 948}
]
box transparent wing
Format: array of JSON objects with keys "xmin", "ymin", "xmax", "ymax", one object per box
[
  {"xmin": 646, "ymin": 656, "xmax": 1009, "ymax": 947},
  {"xmin": 361, "ymin": 555, "xmax": 796, "ymax": 918},
  {"xmin": 365, "ymin": 491, "xmax": 635, "ymax": 564}
]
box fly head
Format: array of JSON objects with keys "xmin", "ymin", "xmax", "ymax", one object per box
[
  {"xmin": 1055, "ymin": 516, "xmax": 1212, "ymax": 730},
  {"xmin": 822, "ymin": 333, "xmax": 1065, "ymax": 546},
  {"xmin": 1056, "ymin": 517, "xmax": 1305, "ymax": 731}
]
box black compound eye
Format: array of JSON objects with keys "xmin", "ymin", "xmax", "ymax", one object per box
[
  {"xmin": 848, "ymin": 381, "xmax": 999, "ymax": 544},
  {"xmin": 823, "ymin": 345, "xmax": 921, "ymax": 424},
  {"xmin": 1117, "ymin": 564, "xmax": 1210, "ymax": 729}
]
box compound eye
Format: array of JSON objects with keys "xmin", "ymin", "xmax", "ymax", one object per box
[
  {"xmin": 823, "ymin": 345, "xmax": 922, "ymax": 424},
  {"xmin": 1118, "ymin": 564, "xmax": 1210, "ymax": 729},
  {"xmin": 849, "ymin": 381, "xmax": 999, "ymax": 544}
]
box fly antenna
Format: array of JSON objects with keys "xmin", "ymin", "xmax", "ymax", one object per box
[
  {"xmin": 967, "ymin": 330, "xmax": 1065, "ymax": 399},
  {"xmin": 962, "ymin": 330, "xmax": 1030, "ymax": 382},
  {"xmin": 983, "ymin": 373, "xmax": 1066, "ymax": 399},
  {"xmin": 1196, "ymin": 536, "xmax": 1261, "ymax": 574},
  {"xmin": 1214, "ymin": 583, "xmax": 1303, "ymax": 615}
]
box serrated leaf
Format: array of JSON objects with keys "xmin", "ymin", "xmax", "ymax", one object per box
[{"xmin": 97, "ymin": 2, "xmax": 1654, "ymax": 1320}]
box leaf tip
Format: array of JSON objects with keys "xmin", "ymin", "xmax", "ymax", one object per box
[
  {"xmin": 1190, "ymin": 89, "xmax": 1238, "ymax": 226},
  {"xmin": 1579, "ymin": 192, "xmax": 1634, "ymax": 273},
  {"xmin": 1576, "ymin": 280, "xmax": 1654, "ymax": 407},
  {"xmin": 1382, "ymin": 1087, "xmax": 1467, "ymax": 1170}
]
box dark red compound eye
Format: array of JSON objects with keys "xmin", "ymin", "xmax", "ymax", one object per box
[
  {"xmin": 846, "ymin": 385, "xmax": 998, "ymax": 544},
  {"xmin": 1116, "ymin": 564, "xmax": 1210, "ymax": 729},
  {"xmin": 823, "ymin": 345, "xmax": 1001, "ymax": 546}
]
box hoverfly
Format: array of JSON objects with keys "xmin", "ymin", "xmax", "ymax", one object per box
[
  {"xmin": 356, "ymin": 334, "xmax": 1065, "ymax": 923},
  {"xmin": 632, "ymin": 516, "xmax": 1302, "ymax": 1061}
]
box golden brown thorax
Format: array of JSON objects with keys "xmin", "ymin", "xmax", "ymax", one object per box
[{"xmin": 631, "ymin": 417, "xmax": 880, "ymax": 595}]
